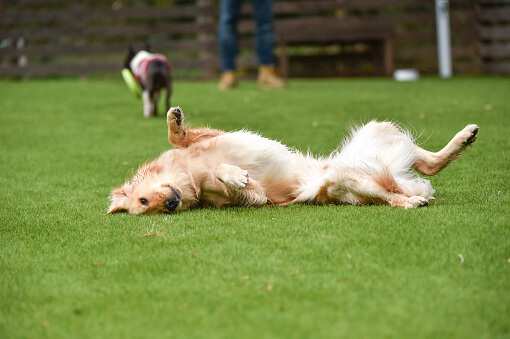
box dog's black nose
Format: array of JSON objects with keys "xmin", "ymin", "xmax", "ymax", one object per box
[{"xmin": 164, "ymin": 196, "xmax": 180, "ymax": 212}]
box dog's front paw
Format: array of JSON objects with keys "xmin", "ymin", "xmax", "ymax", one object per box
[
  {"xmin": 461, "ymin": 124, "xmax": 479, "ymax": 146},
  {"xmin": 214, "ymin": 163, "xmax": 249, "ymax": 190},
  {"xmin": 167, "ymin": 107, "xmax": 184, "ymax": 131},
  {"xmin": 167, "ymin": 107, "xmax": 186, "ymax": 144}
]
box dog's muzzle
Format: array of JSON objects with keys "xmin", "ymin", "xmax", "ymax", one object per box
[{"xmin": 164, "ymin": 188, "xmax": 181, "ymax": 212}]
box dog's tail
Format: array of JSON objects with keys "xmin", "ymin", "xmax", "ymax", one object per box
[
  {"xmin": 332, "ymin": 121, "xmax": 415, "ymax": 173},
  {"xmin": 332, "ymin": 120, "xmax": 435, "ymax": 199}
]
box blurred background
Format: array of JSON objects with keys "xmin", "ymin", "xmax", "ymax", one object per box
[{"xmin": 0, "ymin": 0, "xmax": 509, "ymax": 80}]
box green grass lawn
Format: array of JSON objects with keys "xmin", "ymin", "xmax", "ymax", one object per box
[{"xmin": 0, "ymin": 77, "xmax": 509, "ymax": 338}]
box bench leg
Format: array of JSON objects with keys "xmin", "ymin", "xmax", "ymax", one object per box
[
  {"xmin": 384, "ymin": 38, "xmax": 394, "ymax": 76},
  {"xmin": 278, "ymin": 42, "xmax": 289, "ymax": 79}
]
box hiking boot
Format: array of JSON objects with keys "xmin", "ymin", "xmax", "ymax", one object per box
[
  {"xmin": 218, "ymin": 71, "xmax": 238, "ymax": 90},
  {"xmin": 257, "ymin": 66, "xmax": 287, "ymax": 89}
]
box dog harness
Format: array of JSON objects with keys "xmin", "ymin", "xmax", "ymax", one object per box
[{"xmin": 133, "ymin": 54, "xmax": 172, "ymax": 89}]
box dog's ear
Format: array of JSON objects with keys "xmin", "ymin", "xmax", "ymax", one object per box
[
  {"xmin": 108, "ymin": 184, "xmax": 130, "ymax": 213},
  {"xmin": 124, "ymin": 45, "xmax": 136, "ymax": 70}
]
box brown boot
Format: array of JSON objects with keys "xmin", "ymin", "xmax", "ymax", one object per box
[
  {"xmin": 257, "ymin": 65, "xmax": 287, "ymax": 89},
  {"xmin": 218, "ymin": 71, "xmax": 238, "ymax": 90}
]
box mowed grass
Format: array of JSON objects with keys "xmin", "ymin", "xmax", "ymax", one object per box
[{"xmin": 0, "ymin": 77, "xmax": 509, "ymax": 338}]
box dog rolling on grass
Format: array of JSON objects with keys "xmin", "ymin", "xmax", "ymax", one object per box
[
  {"xmin": 108, "ymin": 107, "xmax": 478, "ymax": 214},
  {"xmin": 124, "ymin": 46, "xmax": 172, "ymax": 117}
]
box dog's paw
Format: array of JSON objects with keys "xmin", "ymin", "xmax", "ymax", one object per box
[
  {"xmin": 404, "ymin": 196, "xmax": 429, "ymax": 209},
  {"xmin": 167, "ymin": 107, "xmax": 187, "ymax": 143},
  {"xmin": 167, "ymin": 107, "xmax": 183, "ymax": 131},
  {"xmin": 214, "ymin": 163, "xmax": 249, "ymax": 190},
  {"xmin": 461, "ymin": 124, "xmax": 479, "ymax": 146}
]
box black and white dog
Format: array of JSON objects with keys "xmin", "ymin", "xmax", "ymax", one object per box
[{"xmin": 124, "ymin": 46, "xmax": 172, "ymax": 117}]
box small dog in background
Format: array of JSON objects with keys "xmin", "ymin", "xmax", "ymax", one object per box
[{"xmin": 124, "ymin": 45, "xmax": 172, "ymax": 117}]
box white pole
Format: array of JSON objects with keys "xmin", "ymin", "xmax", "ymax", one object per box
[{"xmin": 435, "ymin": 0, "xmax": 452, "ymax": 78}]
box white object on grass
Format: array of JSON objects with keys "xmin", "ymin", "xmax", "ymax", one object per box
[{"xmin": 393, "ymin": 69, "xmax": 420, "ymax": 82}]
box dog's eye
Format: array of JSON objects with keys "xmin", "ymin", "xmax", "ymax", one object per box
[{"xmin": 140, "ymin": 198, "xmax": 148, "ymax": 206}]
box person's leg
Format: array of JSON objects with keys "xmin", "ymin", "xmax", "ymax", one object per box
[
  {"xmin": 218, "ymin": 0, "xmax": 243, "ymax": 72},
  {"xmin": 251, "ymin": 0, "xmax": 274, "ymax": 66},
  {"xmin": 251, "ymin": 0, "xmax": 286, "ymax": 89},
  {"xmin": 251, "ymin": 0, "xmax": 286, "ymax": 88}
]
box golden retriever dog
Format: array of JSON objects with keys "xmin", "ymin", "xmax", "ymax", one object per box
[{"xmin": 108, "ymin": 107, "xmax": 478, "ymax": 214}]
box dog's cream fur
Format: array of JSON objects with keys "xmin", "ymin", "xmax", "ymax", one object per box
[{"xmin": 108, "ymin": 107, "xmax": 478, "ymax": 214}]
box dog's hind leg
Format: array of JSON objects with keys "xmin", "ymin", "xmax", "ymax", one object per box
[
  {"xmin": 167, "ymin": 107, "xmax": 224, "ymax": 148},
  {"xmin": 413, "ymin": 124, "xmax": 479, "ymax": 176},
  {"xmin": 322, "ymin": 167, "xmax": 429, "ymax": 209}
]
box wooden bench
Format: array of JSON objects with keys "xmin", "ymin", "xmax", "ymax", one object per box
[{"xmin": 275, "ymin": 20, "xmax": 394, "ymax": 78}]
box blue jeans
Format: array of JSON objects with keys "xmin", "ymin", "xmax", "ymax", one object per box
[{"xmin": 218, "ymin": 0, "xmax": 274, "ymax": 72}]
